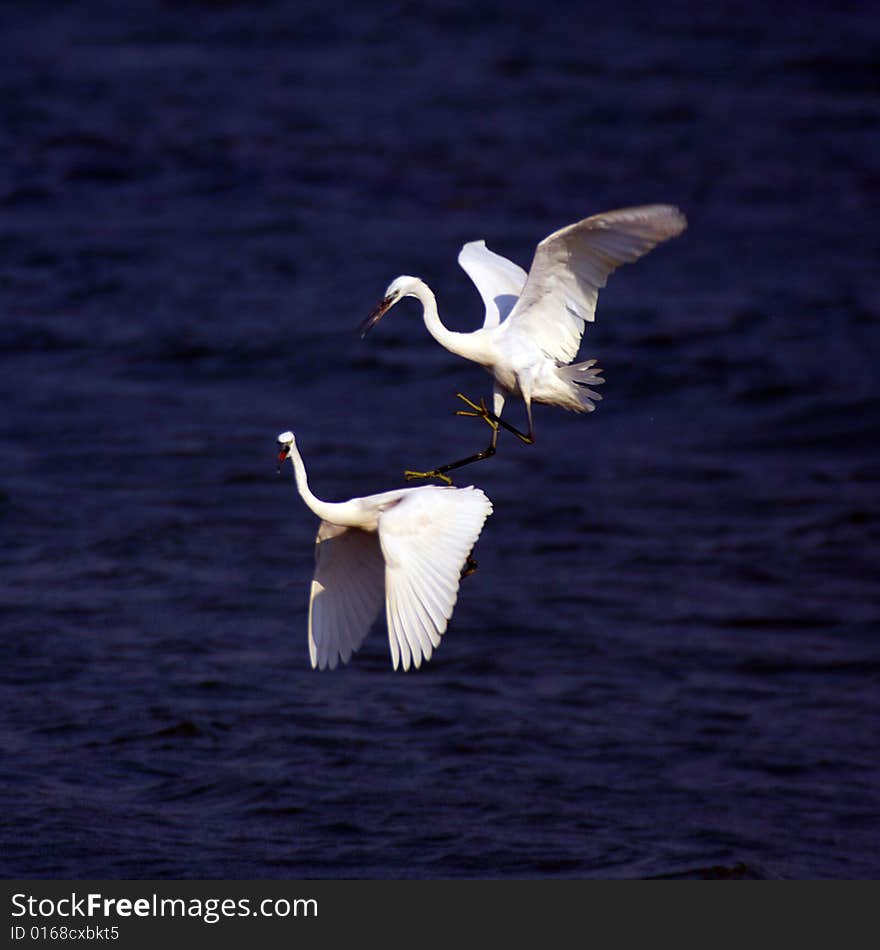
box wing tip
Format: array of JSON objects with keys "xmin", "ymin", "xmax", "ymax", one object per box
[
  {"xmin": 561, "ymin": 203, "xmax": 688, "ymax": 237},
  {"xmin": 458, "ymin": 238, "xmax": 487, "ymax": 258},
  {"xmin": 660, "ymin": 204, "xmax": 688, "ymax": 236},
  {"xmin": 618, "ymin": 203, "xmax": 688, "ymax": 238}
]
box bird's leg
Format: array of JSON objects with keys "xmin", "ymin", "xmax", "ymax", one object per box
[
  {"xmin": 454, "ymin": 392, "xmax": 535, "ymax": 445},
  {"xmin": 403, "ymin": 439, "xmax": 495, "ymax": 484},
  {"xmin": 403, "ymin": 393, "xmax": 534, "ymax": 483},
  {"xmin": 404, "ymin": 420, "xmax": 500, "ymax": 484}
]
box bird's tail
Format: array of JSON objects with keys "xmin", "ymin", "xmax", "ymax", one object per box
[{"xmin": 558, "ymin": 358, "xmax": 604, "ymax": 411}]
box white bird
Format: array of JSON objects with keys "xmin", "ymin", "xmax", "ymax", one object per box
[
  {"xmin": 276, "ymin": 430, "xmax": 493, "ymax": 671},
  {"xmin": 361, "ymin": 204, "xmax": 687, "ymax": 481}
]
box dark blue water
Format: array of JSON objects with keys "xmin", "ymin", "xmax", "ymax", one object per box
[{"xmin": 2, "ymin": 0, "xmax": 879, "ymax": 879}]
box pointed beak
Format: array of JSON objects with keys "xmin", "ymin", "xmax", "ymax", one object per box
[
  {"xmin": 276, "ymin": 444, "xmax": 290, "ymax": 473},
  {"xmin": 359, "ymin": 295, "xmax": 394, "ymax": 338}
]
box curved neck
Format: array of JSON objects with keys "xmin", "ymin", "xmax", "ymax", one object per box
[
  {"xmin": 410, "ymin": 282, "xmax": 474, "ymax": 359},
  {"xmin": 288, "ymin": 443, "xmax": 338, "ymax": 523}
]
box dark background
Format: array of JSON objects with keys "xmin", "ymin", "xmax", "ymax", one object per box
[{"xmin": 1, "ymin": 0, "xmax": 878, "ymax": 878}]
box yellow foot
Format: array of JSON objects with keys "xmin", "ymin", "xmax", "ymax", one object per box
[
  {"xmin": 454, "ymin": 393, "xmax": 499, "ymax": 430},
  {"xmin": 404, "ymin": 469, "xmax": 453, "ymax": 486}
]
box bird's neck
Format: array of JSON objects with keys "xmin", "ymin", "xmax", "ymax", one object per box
[
  {"xmin": 288, "ymin": 446, "xmax": 337, "ymax": 523},
  {"xmin": 289, "ymin": 446, "xmax": 366, "ymax": 528},
  {"xmin": 413, "ymin": 282, "xmax": 478, "ymax": 361}
]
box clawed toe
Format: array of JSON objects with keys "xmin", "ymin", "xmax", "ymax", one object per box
[
  {"xmin": 454, "ymin": 393, "xmax": 483, "ymax": 412},
  {"xmin": 454, "ymin": 393, "xmax": 499, "ymax": 431},
  {"xmin": 404, "ymin": 469, "xmax": 453, "ymax": 486}
]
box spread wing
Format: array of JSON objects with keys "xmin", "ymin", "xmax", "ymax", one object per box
[
  {"xmin": 378, "ymin": 485, "xmax": 493, "ymax": 671},
  {"xmin": 458, "ymin": 239, "xmax": 528, "ymax": 329},
  {"xmin": 308, "ymin": 521, "xmax": 385, "ymax": 670},
  {"xmin": 506, "ymin": 205, "xmax": 687, "ymax": 363}
]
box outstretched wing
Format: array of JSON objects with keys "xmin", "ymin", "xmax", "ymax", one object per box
[
  {"xmin": 308, "ymin": 521, "xmax": 385, "ymax": 670},
  {"xmin": 378, "ymin": 485, "xmax": 493, "ymax": 671},
  {"xmin": 506, "ymin": 205, "xmax": 687, "ymax": 363},
  {"xmin": 458, "ymin": 239, "xmax": 528, "ymax": 329}
]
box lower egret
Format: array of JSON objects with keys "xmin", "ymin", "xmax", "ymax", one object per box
[
  {"xmin": 362, "ymin": 204, "xmax": 687, "ymax": 481},
  {"xmin": 277, "ymin": 430, "xmax": 493, "ymax": 671}
]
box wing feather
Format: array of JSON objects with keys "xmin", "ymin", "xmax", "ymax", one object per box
[
  {"xmin": 402, "ymin": 554, "xmax": 456, "ymax": 637},
  {"xmin": 394, "ymin": 574, "xmax": 436, "ymax": 670},
  {"xmin": 506, "ymin": 205, "xmax": 687, "ymax": 363},
  {"xmin": 396, "ymin": 568, "xmax": 441, "ymax": 650},
  {"xmin": 385, "ymin": 586, "xmax": 402, "ymax": 671},
  {"xmin": 308, "ymin": 521, "xmax": 385, "ymax": 670},
  {"xmin": 386, "ymin": 583, "xmax": 410, "ymax": 671},
  {"xmin": 458, "ymin": 240, "xmax": 528, "ymax": 329},
  {"xmin": 378, "ymin": 485, "xmax": 493, "ymax": 670}
]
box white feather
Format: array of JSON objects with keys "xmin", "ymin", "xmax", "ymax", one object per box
[
  {"xmin": 379, "ymin": 486, "xmax": 493, "ymax": 670},
  {"xmin": 506, "ymin": 205, "xmax": 688, "ymax": 363},
  {"xmin": 281, "ymin": 432, "xmax": 493, "ymax": 671},
  {"xmin": 458, "ymin": 239, "xmax": 528, "ymax": 329},
  {"xmin": 308, "ymin": 522, "xmax": 384, "ymax": 670}
]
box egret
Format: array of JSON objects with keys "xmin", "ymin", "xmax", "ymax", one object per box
[
  {"xmin": 276, "ymin": 430, "xmax": 493, "ymax": 671},
  {"xmin": 361, "ymin": 204, "xmax": 687, "ymax": 481}
]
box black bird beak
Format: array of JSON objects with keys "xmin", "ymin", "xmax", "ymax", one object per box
[
  {"xmin": 276, "ymin": 444, "xmax": 290, "ymax": 473},
  {"xmin": 359, "ymin": 295, "xmax": 393, "ymax": 338}
]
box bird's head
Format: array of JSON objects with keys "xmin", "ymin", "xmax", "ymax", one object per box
[
  {"xmin": 276, "ymin": 430, "xmax": 296, "ymax": 469},
  {"xmin": 360, "ymin": 275, "xmax": 422, "ymax": 337}
]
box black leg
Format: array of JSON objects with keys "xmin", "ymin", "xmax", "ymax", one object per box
[
  {"xmin": 402, "ymin": 393, "xmax": 534, "ymax": 484},
  {"xmin": 404, "ymin": 425, "xmax": 498, "ymax": 484}
]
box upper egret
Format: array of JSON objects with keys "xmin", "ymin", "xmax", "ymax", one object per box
[
  {"xmin": 276, "ymin": 430, "xmax": 493, "ymax": 671},
  {"xmin": 361, "ymin": 204, "xmax": 687, "ymax": 481}
]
